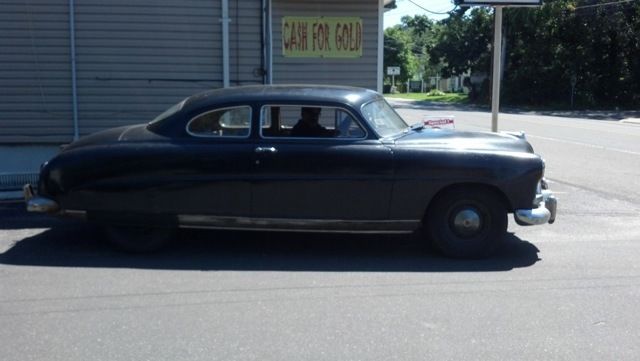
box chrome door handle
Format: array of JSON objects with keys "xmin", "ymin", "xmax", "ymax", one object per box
[{"xmin": 254, "ymin": 146, "xmax": 277, "ymax": 154}]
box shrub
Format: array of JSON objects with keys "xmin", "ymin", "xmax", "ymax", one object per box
[{"xmin": 427, "ymin": 89, "xmax": 446, "ymax": 96}]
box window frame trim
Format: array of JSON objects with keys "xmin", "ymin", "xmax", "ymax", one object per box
[
  {"xmin": 185, "ymin": 105, "xmax": 253, "ymax": 139},
  {"xmin": 258, "ymin": 104, "xmax": 369, "ymax": 140}
]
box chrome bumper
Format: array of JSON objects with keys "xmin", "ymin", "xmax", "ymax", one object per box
[
  {"xmin": 514, "ymin": 185, "xmax": 557, "ymax": 226},
  {"xmin": 23, "ymin": 184, "xmax": 60, "ymax": 213}
]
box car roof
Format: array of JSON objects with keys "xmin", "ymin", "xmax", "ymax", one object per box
[{"xmin": 182, "ymin": 84, "xmax": 382, "ymax": 112}]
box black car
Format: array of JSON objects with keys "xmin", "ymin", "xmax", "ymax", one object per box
[{"xmin": 24, "ymin": 85, "xmax": 556, "ymax": 258}]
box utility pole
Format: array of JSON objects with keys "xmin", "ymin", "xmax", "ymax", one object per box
[
  {"xmin": 491, "ymin": 6, "xmax": 503, "ymax": 133},
  {"xmin": 458, "ymin": 0, "xmax": 541, "ymax": 132}
]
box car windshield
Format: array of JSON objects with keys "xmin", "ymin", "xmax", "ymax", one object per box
[{"xmin": 361, "ymin": 98, "xmax": 408, "ymax": 138}]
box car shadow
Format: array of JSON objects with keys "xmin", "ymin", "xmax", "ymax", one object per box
[{"xmin": 0, "ymin": 222, "xmax": 541, "ymax": 272}]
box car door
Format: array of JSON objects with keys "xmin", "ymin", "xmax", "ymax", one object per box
[
  {"xmin": 152, "ymin": 105, "xmax": 255, "ymax": 218},
  {"xmin": 251, "ymin": 104, "xmax": 394, "ymax": 221}
]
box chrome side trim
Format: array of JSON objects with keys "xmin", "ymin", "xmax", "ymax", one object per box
[{"xmin": 178, "ymin": 215, "xmax": 419, "ymax": 233}]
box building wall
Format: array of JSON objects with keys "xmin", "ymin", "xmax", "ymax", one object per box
[
  {"xmin": 227, "ymin": 0, "xmax": 265, "ymax": 86},
  {"xmin": 271, "ymin": 0, "xmax": 379, "ymax": 90},
  {"xmin": 0, "ymin": 0, "xmax": 263, "ymax": 144},
  {"xmin": 0, "ymin": 0, "xmax": 73, "ymax": 143},
  {"xmin": 0, "ymin": 0, "xmax": 380, "ymax": 145},
  {"xmin": 74, "ymin": 0, "xmax": 263, "ymax": 137}
]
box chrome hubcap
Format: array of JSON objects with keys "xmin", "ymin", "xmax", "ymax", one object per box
[{"xmin": 452, "ymin": 208, "xmax": 482, "ymax": 237}]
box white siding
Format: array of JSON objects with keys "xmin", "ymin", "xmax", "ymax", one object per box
[{"xmin": 271, "ymin": 0, "xmax": 379, "ymax": 90}]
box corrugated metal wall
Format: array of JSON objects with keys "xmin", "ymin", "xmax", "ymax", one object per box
[
  {"xmin": 1, "ymin": 0, "xmax": 380, "ymax": 145},
  {"xmin": 0, "ymin": 0, "xmax": 263, "ymax": 144},
  {"xmin": 74, "ymin": 0, "xmax": 263, "ymax": 136},
  {"xmin": 271, "ymin": 0, "xmax": 378, "ymax": 90},
  {"xmin": 0, "ymin": 0, "xmax": 73, "ymax": 143},
  {"xmin": 228, "ymin": 1, "xmax": 264, "ymax": 86}
]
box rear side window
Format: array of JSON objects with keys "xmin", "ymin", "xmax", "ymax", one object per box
[{"xmin": 187, "ymin": 106, "xmax": 251, "ymax": 138}]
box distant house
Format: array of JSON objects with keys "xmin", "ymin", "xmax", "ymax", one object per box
[{"xmin": 429, "ymin": 72, "xmax": 471, "ymax": 93}]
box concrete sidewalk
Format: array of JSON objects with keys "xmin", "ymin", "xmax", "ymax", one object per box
[
  {"xmin": 0, "ymin": 191, "xmax": 24, "ymax": 201},
  {"xmin": 0, "ymin": 146, "xmax": 59, "ymax": 200}
]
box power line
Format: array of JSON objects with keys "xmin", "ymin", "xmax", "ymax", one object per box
[
  {"xmin": 574, "ymin": 0, "xmax": 637, "ymax": 9},
  {"xmin": 406, "ymin": 0, "xmax": 458, "ymax": 15}
]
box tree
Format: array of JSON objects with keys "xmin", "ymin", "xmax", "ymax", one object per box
[
  {"xmin": 400, "ymin": 15, "xmax": 440, "ymax": 80},
  {"xmin": 425, "ymin": 0, "xmax": 640, "ymax": 107},
  {"xmin": 428, "ymin": 7, "xmax": 493, "ymax": 78},
  {"xmin": 501, "ymin": 0, "xmax": 640, "ymax": 107},
  {"xmin": 383, "ymin": 26, "xmax": 418, "ymax": 85}
]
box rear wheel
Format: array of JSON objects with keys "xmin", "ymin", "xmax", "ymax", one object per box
[
  {"xmin": 426, "ymin": 188, "xmax": 507, "ymax": 259},
  {"xmin": 105, "ymin": 225, "xmax": 175, "ymax": 253}
]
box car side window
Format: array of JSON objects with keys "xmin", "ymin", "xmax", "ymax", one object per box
[
  {"xmin": 187, "ymin": 106, "xmax": 251, "ymax": 138},
  {"xmin": 260, "ymin": 105, "xmax": 365, "ymax": 139}
]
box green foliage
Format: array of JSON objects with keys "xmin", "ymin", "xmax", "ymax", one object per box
[
  {"xmin": 388, "ymin": 0, "xmax": 640, "ymax": 108},
  {"xmin": 501, "ymin": 0, "xmax": 640, "ymax": 108},
  {"xmin": 384, "ymin": 15, "xmax": 441, "ymax": 83},
  {"xmin": 429, "ymin": 7, "xmax": 493, "ymax": 77},
  {"xmin": 384, "ymin": 26, "xmax": 418, "ymax": 83},
  {"xmin": 427, "ymin": 89, "xmax": 446, "ymax": 96},
  {"xmin": 385, "ymin": 92, "xmax": 469, "ymax": 103}
]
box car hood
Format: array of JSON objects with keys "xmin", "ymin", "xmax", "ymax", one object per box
[
  {"xmin": 393, "ymin": 129, "xmax": 534, "ymax": 154},
  {"xmin": 63, "ymin": 124, "xmax": 166, "ymax": 151}
]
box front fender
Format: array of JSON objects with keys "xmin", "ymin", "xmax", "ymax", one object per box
[{"xmin": 388, "ymin": 147, "xmax": 544, "ymax": 220}]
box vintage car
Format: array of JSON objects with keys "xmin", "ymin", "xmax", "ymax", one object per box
[{"xmin": 23, "ymin": 85, "xmax": 556, "ymax": 258}]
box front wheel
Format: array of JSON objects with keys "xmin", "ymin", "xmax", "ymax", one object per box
[
  {"xmin": 105, "ymin": 225, "xmax": 175, "ymax": 253},
  {"xmin": 426, "ymin": 188, "xmax": 507, "ymax": 259}
]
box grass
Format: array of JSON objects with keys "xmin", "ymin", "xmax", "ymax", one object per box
[{"xmin": 385, "ymin": 92, "xmax": 469, "ymax": 104}]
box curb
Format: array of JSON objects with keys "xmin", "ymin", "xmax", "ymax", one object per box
[{"xmin": 0, "ymin": 191, "xmax": 23, "ymax": 201}]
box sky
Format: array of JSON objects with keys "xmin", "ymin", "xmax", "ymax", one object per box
[{"xmin": 384, "ymin": 0, "xmax": 457, "ymax": 28}]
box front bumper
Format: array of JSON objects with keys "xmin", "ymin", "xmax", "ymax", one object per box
[
  {"xmin": 514, "ymin": 181, "xmax": 557, "ymax": 226},
  {"xmin": 23, "ymin": 184, "xmax": 59, "ymax": 213}
]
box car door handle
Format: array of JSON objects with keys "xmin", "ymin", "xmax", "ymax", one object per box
[{"xmin": 254, "ymin": 146, "xmax": 278, "ymax": 154}]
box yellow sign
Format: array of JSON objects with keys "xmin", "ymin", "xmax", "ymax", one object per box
[{"xmin": 282, "ymin": 16, "xmax": 362, "ymax": 58}]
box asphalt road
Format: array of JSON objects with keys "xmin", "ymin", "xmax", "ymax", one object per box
[{"xmin": 1, "ymin": 102, "xmax": 639, "ymax": 361}]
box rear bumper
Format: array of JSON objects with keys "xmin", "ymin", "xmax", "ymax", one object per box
[
  {"xmin": 514, "ymin": 183, "xmax": 557, "ymax": 226},
  {"xmin": 23, "ymin": 184, "xmax": 59, "ymax": 213}
]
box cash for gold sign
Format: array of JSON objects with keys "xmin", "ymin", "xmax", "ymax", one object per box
[{"xmin": 282, "ymin": 17, "xmax": 363, "ymax": 58}]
